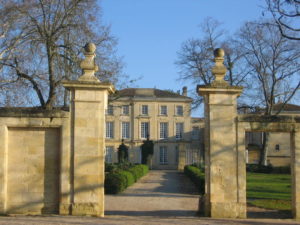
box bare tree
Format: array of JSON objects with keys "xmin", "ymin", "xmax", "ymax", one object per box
[
  {"xmin": 265, "ymin": 0, "xmax": 300, "ymax": 40},
  {"xmin": 237, "ymin": 20, "xmax": 300, "ymax": 165},
  {"xmin": 177, "ymin": 17, "xmax": 300, "ymax": 165},
  {"xmin": 0, "ymin": 0, "xmax": 123, "ymax": 109},
  {"xmin": 176, "ymin": 18, "xmax": 250, "ymax": 108}
]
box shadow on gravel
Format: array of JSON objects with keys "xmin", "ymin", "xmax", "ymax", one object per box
[{"xmin": 247, "ymin": 209, "xmax": 292, "ymax": 219}]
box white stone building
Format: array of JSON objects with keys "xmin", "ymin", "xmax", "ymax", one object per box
[{"xmin": 105, "ymin": 88, "xmax": 204, "ymax": 169}]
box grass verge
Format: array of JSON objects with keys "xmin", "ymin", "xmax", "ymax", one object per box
[{"xmin": 247, "ymin": 172, "xmax": 291, "ymax": 210}]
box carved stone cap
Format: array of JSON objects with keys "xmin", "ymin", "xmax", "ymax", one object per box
[
  {"xmin": 197, "ymin": 84, "xmax": 243, "ymax": 97},
  {"xmin": 196, "ymin": 48, "xmax": 244, "ymax": 96},
  {"xmin": 211, "ymin": 48, "xmax": 228, "ymax": 87},
  {"xmin": 78, "ymin": 42, "xmax": 100, "ymax": 82},
  {"xmin": 62, "ymin": 80, "xmax": 115, "ymax": 94}
]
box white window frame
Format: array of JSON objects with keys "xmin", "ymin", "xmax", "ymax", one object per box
[
  {"xmin": 106, "ymin": 121, "xmax": 114, "ymax": 139},
  {"xmin": 141, "ymin": 105, "xmax": 148, "ymax": 115},
  {"xmin": 121, "ymin": 122, "xmax": 130, "ymax": 139},
  {"xmin": 106, "ymin": 105, "xmax": 113, "ymax": 115},
  {"xmin": 159, "ymin": 122, "xmax": 168, "ymax": 139},
  {"xmin": 105, "ymin": 146, "xmax": 113, "ymax": 163},
  {"xmin": 122, "ymin": 105, "xmax": 129, "ymax": 115},
  {"xmin": 159, "ymin": 146, "xmax": 168, "ymax": 165},
  {"xmin": 176, "ymin": 105, "xmax": 183, "ymax": 116},
  {"xmin": 175, "ymin": 123, "xmax": 184, "ymax": 139},
  {"xmin": 141, "ymin": 122, "xmax": 149, "ymax": 139},
  {"xmin": 160, "ymin": 105, "xmax": 167, "ymax": 115}
]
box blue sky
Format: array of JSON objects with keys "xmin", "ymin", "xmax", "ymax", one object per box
[{"xmin": 101, "ymin": 0, "xmax": 264, "ymax": 114}]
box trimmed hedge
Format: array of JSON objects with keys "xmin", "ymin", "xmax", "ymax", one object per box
[
  {"xmin": 272, "ymin": 166, "xmax": 290, "ymax": 174},
  {"xmin": 246, "ymin": 164, "xmax": 290, "ymax": 174},
  {"xmin": 127, "ymin": 164, "xmax": 149, "ymax": 181},
  {"xmin": 184, "ymin": 165, "xmax": 205, "ymax": 194},
  {"xmin": 105, "ymin": 172, "xmax": 127, "ymax": 194},
  {"xmin": 119, "ymin": 170, "xmax": 135, "ymax": 187},
  {"xmin": 105, "ymin": 164, "xmax": 149, "ymax": 194},
  {"xmin": 105, "ymin": 163, "xmax": 119, "ymax": 173}
]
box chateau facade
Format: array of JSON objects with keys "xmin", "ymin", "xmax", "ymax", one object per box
[{"xmin": 105, "ymin": 88, "xmax": 204, "ymax": 169}]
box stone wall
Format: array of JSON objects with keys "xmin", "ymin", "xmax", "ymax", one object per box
[{"xmin": 0, "ymin": 108, "xmax": 70, "ymax": 215}]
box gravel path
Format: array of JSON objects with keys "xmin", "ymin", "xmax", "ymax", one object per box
[{"xmin": 105, "ymin": 170, "xmax": 200, "ymax": 217}]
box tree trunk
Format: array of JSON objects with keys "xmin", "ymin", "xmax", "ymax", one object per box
[
  {"xmin": 259, "ymin": 132, "xmax": 270, "ymax": 166},
  {"xmin": 45, "ymin": 42, "xmax": 55, "ymax": 109}
]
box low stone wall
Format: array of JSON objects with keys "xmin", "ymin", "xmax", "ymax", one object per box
[{"xmin": 0, "ymin": 108, "xmax": 70, "ymax": 215}]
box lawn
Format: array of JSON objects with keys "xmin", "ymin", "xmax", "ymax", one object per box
[{"xmin": 247, "ymin": 172, "xmax": 291, "ymax": 210}]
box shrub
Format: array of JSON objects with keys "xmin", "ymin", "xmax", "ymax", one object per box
[
  {"xmin": 140, "ymin": 164, "xmax": 149, "ymax": 175},
  {"xmin": 105, "ymin": 163, "xmax": 118, "ymax": 173},
  {"xmin": 117, "ymin": 162, "xmax": 134, "ymax": 170},
  {"xmin": 272, "ymin": 166, "xmax": 290, "ymax": 174},
  {"xmin": 246, "ymin": 164, "xmax": 273, "ymax": 173},
  {"xmin": 105, "ymin": 164, "xmax": 149, "ymax": 194},
  {"xmin": 105, "ymin": 170, "xmax": 134, "ymax": 194},
  {"xmin": 246, "ymin": 164, "xmax": 290, "ymax": 174},
  {"xmin": 105, "ymin": 172, "xmax": 127, "ymax": 194},
  {"xmin": 191, "ymin": 162, "xmax": 205, "ymax": 172},
  {"xmin": 118, "ymin": 170, "xmax": 135, "ymax": 187},
  {"xmin": 184, "ymin": 165, "xmax": 205, "ymax": 194},
  {"xmin": 127, "ymin": 164, "xmax": 149, "ymax": 181}
]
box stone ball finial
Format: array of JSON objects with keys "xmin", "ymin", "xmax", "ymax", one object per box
[
  {"xmin": 84, "ymin": 42, "xmax": 96, "ymax": 54},
  {"xmin": 214, "ymin": 48, "xmax": 225, "ymax": 58}
]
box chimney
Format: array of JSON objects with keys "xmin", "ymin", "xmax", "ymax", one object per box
[{"xmin": 182, "ymin": 86, "xmax": 187, "ymax": 96}]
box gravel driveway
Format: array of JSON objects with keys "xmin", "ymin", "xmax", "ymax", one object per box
[{"xmin": 105, "ymin": 170, "xmax": 200, "ymax": 217}]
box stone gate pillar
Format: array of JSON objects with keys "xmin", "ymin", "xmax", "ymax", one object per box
[
  {"xmin": 291, "ymin": 129, "xmax": 300, "ymax": 219},
  {"xmin": 197, "ymin": 48, "xmax": 245, "ymax": 218},
  {"xmin": 63, "ymin": 43, "xmax": 114, "ymax": 217}
]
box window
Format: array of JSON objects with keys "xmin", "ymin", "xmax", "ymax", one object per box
[
  {"xmin": 159, "ymin": 146, "xmax": 168, "ymax": 164},
  {"xmin": 122, "ymin": 105, "xmax": 129, "ymax": 115},
  {"xmin": 122, "ymin": 122, "xmax": 130, "ymax": 139},
  {"xmin": 105, "ymin": 146, "xmax": 113, "ymax": 163},
  {"xmin": 106, "ymin": 122, "xmax": 114, "ymax": 139},
  {"xmin": 176, "ymin": 105, "xmax": 183, "ymax": 116},
  {"xmin": 175, "ymin": 123, "xmax": 184, "ymax": 139},
  {"xmin": 141, "ymin": 122, "xmax": 149, "ymax": 139},
  {"xmin": 160, "ymin": 105, "xmax": 167, "ymax": 115},
  {"xmin": 106, "ymin": 105, "xmax": 113, "ymax": 115},
  {"xmin": 141, "ymin": 105, "xmax": 148, "ymax": 115},
  {"xmin": 275, "ymin": 144, "xmax": 280, "ymax": 151},
  {"xmin": 192, "ymin": 126, "xmax": 200, "ymax": 140},
  {"xmin": 160, "ymin": 122, "xmax": 168, "ymax": 139}
]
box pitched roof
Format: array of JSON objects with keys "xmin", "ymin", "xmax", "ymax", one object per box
[
  {"xmin": 116, "ymin": 88, "xmax": 192, "ymax": 100},
  {"xmin": 273, "ymin": 103, "xmax": 300, "ymax": 112}
]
